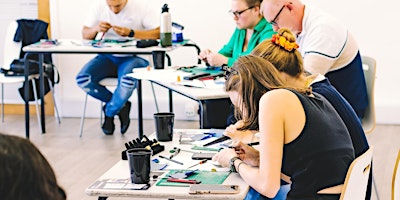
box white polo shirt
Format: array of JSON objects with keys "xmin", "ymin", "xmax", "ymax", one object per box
[
  {"xmin": 84, "ymin": 0, "xmax": 159, "ymax": 40},
  {"xmin": 297, "ymin": 5, "xmax": 359, "ymax": 75}
]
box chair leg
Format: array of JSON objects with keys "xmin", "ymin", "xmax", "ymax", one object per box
[
  {"xmin": 48, "ymin": 79, "xmax": 61, "ymax": 124},
  {"xmin": 372, "ymin": 177, "xmax": 380, "ymax": 200},
  {"xmin": 47, "ymin": 80, "xmax": 61, "ymax": 124},
  {"xmin": 31, "ymin": 80, "xmax": 43, "ymax": 133},
  {"xmin": 79, "ymin": 94, "xmax": 88, "ymax": 137},
  {"xmin": 1, "ymin": 83, "xmax": 4, "ymax": 123},
  {"xmin": 100, "ymin": 102, "xmax": 104, "ymax": 126}
]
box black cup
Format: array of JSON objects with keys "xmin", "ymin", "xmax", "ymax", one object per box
[
  {"xmin": 153, "ymin": 112, "xmax": 174, "ymax": 141},
  {"xmin": 126, "ymin": 148, "xmax": 152, "ymax": 184},
  {"xmin": 152, "ymin": 50, "xmax": 166, "ymax": 69}
]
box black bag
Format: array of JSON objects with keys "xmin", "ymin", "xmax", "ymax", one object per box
[
  {"xmin": 136, "ymin": 39, "xmax": 159, "ymax": 48},
  {"xmin": 0, "ymin": 58, "xmax": 60, "ymax": 101},
  {"xmin": 21, "ymin": 60, "xmax": 59, "ymax": 102},
  {"xmin": 18, "ymin": 76, "xmax": 51, "ymax": 101}
]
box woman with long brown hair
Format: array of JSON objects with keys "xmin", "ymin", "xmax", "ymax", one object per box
[{"xmin": 213, "ymin": 55, "xmax": 354, "ymax": 199}]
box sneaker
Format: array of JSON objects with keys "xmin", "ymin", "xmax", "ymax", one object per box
[
  {"xmin": 118, "ymin": 101, "xmax": 131, "ymax": 134},
  {"xmin": 102, "ymin": 106, "xmax": 115, "ymax": 135}
]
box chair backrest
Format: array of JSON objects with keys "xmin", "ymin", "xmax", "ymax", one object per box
[
  {"xmin": 3, "ymin": 21, "xmax": 21, "ymax": 70},
  {"xmin": 340, "ymin": 147, "xmax": 373, "ymax": 200},
  {"xmin": 361, "ymin": 56, "xmax": 377, "ymax": 134},
  {"xmin": 393, "ymin": 150, "xmax": 400, "ymax": 200}
]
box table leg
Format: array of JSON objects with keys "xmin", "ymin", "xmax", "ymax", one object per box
[
  {"xmin": 137, "ymin": 79, "xmax": 143, "ymax": 139},
  {"xmin": 39, "ymin": 53, "xmax": 46, "ymax": 133},
  {"xmin": 198, "ymin": 100, "xmax": 205, "ymax": 129},
  {"xmin": 24, "ymin": 54, "xmax": 30, "ymax": 139},
  {"xmin": 168, "ymin": 90, "xmax": 173, "ymax": 112}
]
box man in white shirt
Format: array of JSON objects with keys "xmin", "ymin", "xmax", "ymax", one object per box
[
  {"xmin": 76, "ymin": 0, "xmax": 160, "ymax": 135},
  {"xmin": 260, "ymin": 0, "xmax": 368, "ymax": 120}
]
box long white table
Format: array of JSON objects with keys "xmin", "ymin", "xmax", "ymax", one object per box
[
  {"xmin": 85, "ymin": 129, "xmax": 249, "ymax": 200},
  {"xmin": 21, "ymin": 39, "xmax": 197, "ymax": 138},
  {"xmin": 128, "ymin": 68, "xmax": 230, "ymax": 130}
]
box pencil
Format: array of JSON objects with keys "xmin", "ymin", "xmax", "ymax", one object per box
[
  {"xmin": 159, "ymin": 155, "xmax": 184, "ymax": 165},
  {"xmin": 228, "ymin": 142, "xmax": 260, "ymax": 149}
]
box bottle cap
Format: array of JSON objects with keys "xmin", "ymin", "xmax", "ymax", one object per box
[{"xmin": 162, "ymin": 4, "xmax": 169, "ymax": 13}]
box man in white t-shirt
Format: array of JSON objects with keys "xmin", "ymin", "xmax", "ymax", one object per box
[
  {"xmin": 76, "ymin": 0, "xmax": 160, "ymax": 135},
  {"xmin": 259, "ymin": 0, "xmax": 368, "ymax": 120}
]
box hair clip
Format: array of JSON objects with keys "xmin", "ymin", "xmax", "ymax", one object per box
[{"xmin": 271, "ymin": 34, "xmax": 299, "ymax": 52}]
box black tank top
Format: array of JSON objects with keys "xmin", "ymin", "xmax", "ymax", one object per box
[{"xmin": 282, "ymin": 90, "xmax": 354, "ymax": 199}]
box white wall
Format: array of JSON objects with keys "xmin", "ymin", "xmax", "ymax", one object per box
[{"xmin": 48, "ymin": 0, "xmax": 399, "ymax": 123}]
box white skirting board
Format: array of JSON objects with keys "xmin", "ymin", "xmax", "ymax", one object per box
[{"xmin": 59, "ymin": 97, "xmax": 200, "ymax": 121}]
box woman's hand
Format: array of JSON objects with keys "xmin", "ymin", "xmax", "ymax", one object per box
[
  {"xmin": 213, "ymin": 141, "xmax": 260, "ymax": 167},
  {"xmin": 205, "ymin": 52, "xmax": 228, "ymax": 66},
  {"xmin": 235, "ymin": 142, "xmax": 260, "ymax": 167},
  {"xmin": 198, "ymin": 49, "xmax": 212, "ymax": 63},
  {"xmin": 212, "ymin": 148, "xmax": 238, "ymax": 168},
  {"xmin": 224, "ymin": 121, "xmax": 257, "ymax": 143}
]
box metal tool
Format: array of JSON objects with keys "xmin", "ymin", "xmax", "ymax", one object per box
[{"xmin": 187, "ymin": 159, "xmax": 208, "ymax": 169}]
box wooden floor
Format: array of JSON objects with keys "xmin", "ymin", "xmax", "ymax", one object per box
[{"xmin": 0, "ymin": 115, "xmax": 399, "ymax": 200}]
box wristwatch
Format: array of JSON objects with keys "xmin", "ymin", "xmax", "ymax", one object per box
[
  {"xmin": 229, "ymin": 156, "xmax": 241, "ymax": 173},
  {"xmin": 128, "ymin": 29, "xmax": 135, "ymax": 38}
]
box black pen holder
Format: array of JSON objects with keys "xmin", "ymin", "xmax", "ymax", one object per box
[{"xmin": 121, "ymin": 135, "xmax": 165, "ymax": 160}]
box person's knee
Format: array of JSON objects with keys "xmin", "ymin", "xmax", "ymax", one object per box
[
  {"xmin": 76, "ymin": 74, "xmax": 93, "ymax": 93},
  {"xmin": 120, "ymin": 75, "xmax": 136, "ymax": 89},
  {"xmin": 76, "ymin": 73, "xmax": 91, "ymax": 87},
  {"xmin": 134, "ymin": 57, "xmax": 149, "ymax": 68}
]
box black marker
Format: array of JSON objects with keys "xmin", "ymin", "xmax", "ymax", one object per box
[
  {"xmin": 203, "ymin": 135, "xmax": 230, "ymax": 146},
  {"xmin": 248, "ymin": 142, "xmax": 260, "ymax": 146}
]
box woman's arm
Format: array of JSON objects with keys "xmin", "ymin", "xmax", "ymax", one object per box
[{"xmin": 237, "ymin": 89, "xmax": 305, "ymax": 197}]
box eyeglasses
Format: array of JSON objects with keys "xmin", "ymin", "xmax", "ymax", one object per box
[
  {"xmin": 228, "ymin": 6, "xmax": 256, "ymax": 18},
  {"xmin": 269, "ymin": 5, "xmax": 285, "ymax": 26}
]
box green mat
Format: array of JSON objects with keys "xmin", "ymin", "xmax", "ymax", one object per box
[{"xmin": 156, "ymin": 170, "xmax": 231, "ymax": 187}]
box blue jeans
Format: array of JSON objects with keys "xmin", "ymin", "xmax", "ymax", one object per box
[
  {"xmin": 245, "ymin": 184, "xmax": 290, "ymax": 200},
  {"xmin": 76, "ymin": 54, "xmax": 149, "ymax": 117}
]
